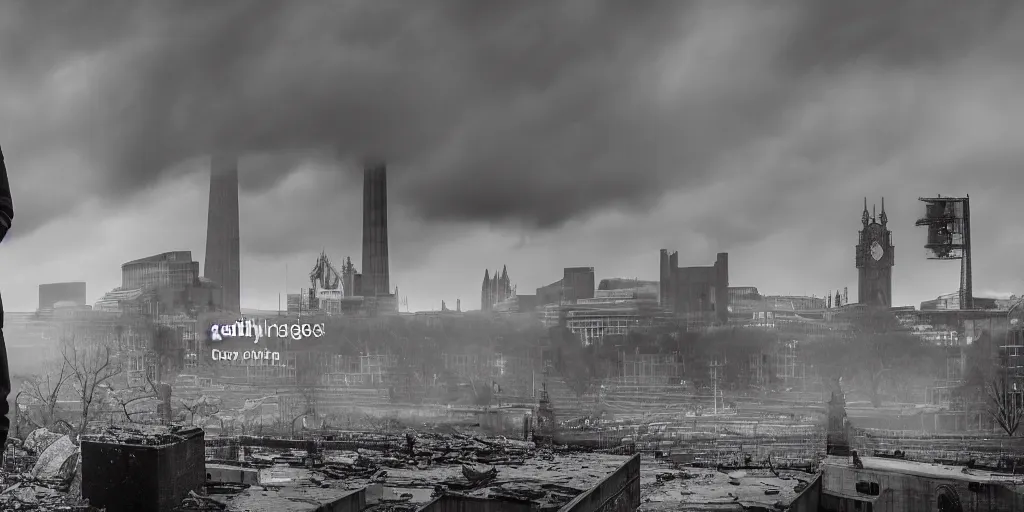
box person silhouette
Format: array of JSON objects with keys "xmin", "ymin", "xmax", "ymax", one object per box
[{"xmin": 0, "ymin": 145, "xmax": 12, "ymax": 449}]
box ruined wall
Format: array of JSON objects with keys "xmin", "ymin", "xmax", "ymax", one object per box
[
  {"xmin": 558, "ymin": 454, "xmax": 640, "ymax": 512},
  {"xmin": 660, "ymin": 251, "xmax": 730, "ymax": 323},
  {"xmin": 81, "ymin": 427, "xmax": 205, "ymax": 512},
  {"xmin": 789, "ymin": 473, "xmax": 821, "ymax": 512},
  {"xmin": 821, "ymin": 462, "xmax": 1024, "ymax": 512}
]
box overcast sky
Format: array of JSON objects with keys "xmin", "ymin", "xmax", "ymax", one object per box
[{"xmin": 1, "ymin": 1, "xmax": 1022, "ymax": 313}]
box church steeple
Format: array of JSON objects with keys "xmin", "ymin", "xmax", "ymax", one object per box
[
  {"xmin": 481, "ymin": 269, "xmax": 491, "ymax": 311},
  {"xmin": 862, "ymin": 197, "xmax": 870, "ymax": 227}
]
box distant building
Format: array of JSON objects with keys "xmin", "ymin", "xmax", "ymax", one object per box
[
  {"xmin": 921, "ymin": 291, "xmax": 1017, "ymax": 311},
  {"xmin": 536, "ymin": 277, "xmax": 664, "ymax": 345},
  {"xmin": 598, "ymin": 278, "xmax": 658, "ymax": 299},
  {"xmin": 855, "ymin": 198, "xmax": 894, "ymax": 308},
  {"xmin": 121, "ymin": 251, "xmax": 201, "ymax": 291},
  {"xmin": 562, "ymin": 267, "xmax": 595, "ymax": 304},
  {"xmin": 110, "ymin": 251, "xmax": 223, "ymax": 316},
  {"xmin": 480, "ymin": 266, "xmax": 514, "ymax": 311},
  {"xmin": 659, "ymin": 250, "xmax": 729, "ymax": 324},
  {"xmin": 536, "ymin": 279, "xmax": 563, "ymax": 307},
  {"xmin": 727, "ymin": 286, "xmax": 759, "ymax": 301},
  {"xmin": 38, "ymin": 282, "xmax": 86, "ymax": 311},
  {"xmin": 566, "ymin": 289, "xmax": 660, "ymax": 346},
  {"xmin": 492, "ymin": 294, "xmax": 538, "ymax": 314},
  {"xmin": 94, "ymin": 250, "xmax": 223, "ymax": 380}
]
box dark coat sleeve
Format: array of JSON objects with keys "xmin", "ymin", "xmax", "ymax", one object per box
[{"xmin": 0, "ymin": 147, "xmax": 11, "ymax": 229}]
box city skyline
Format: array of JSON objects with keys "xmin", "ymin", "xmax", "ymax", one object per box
[
  {"xmin": 0, "ymin": 171, "xmax": 1019, "ymax": 314},
  {"xmin": 1, "ymin": 3, "xmax": 1023, "ymax": 312}
]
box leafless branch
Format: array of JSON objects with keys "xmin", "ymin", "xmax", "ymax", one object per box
[
  {"xmin": 23, "ymin": 358, "xmax": 72, "ymax": 427},
  {"xmin": 60, "ymin": 333, "xmax": 124, "ymax": 435},
  {"xmin": 985, "ymin": 378, "xmax": 1024, "ymax": 436}
]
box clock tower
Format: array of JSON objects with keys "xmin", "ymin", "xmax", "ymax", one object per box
[{"xmin": 856, "ymin": 198, "xmax": 894, "ymax": 307}]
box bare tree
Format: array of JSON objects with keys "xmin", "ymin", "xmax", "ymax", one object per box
[
  {"xmin": 61, "ymin": 334, "xmax": 123, "ymax": 435},
  {"xmin": 106, "ymin": 385, "xmax": 160, "ymax": 423},
  {"xmin": 985, "ymin": 377, "xmax": 1024, "ymax": 436},
  {"xmin": 179, "ymin": 395, "xmax": 221, "ymax": 426},
  {"xmin": 23, "ymin": 359, "xmax": 72, "ymax": 427}
]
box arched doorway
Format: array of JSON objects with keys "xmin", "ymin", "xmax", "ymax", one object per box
[{"xmin": 936, "ymin": 485, "xmax": 963, "ymax": 512}]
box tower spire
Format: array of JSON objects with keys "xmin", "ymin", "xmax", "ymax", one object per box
[
  {"xmin": 879, "ymin": 197, "xmax": 887, "ymax": 225},
  {"xmin": 862, "ymin": 198, "xmax": 870, "ymax": 227}
]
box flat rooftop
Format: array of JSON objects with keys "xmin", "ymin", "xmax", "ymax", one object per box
[
  {"xmin": 639, "ymin": 458, "xmax": 812, "ymax": 511},
  {"xmin": 823, "ymin": 456, "xmax": 1024, "ymax": 484}
]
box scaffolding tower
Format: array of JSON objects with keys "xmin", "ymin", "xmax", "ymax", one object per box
[
  {"xmin": 774, "ymin": 340, "xmax": 809, "ymax": 391},
  {"xmin": 915, "ymin": 196, "xmax": 973, "ymax": 309}
]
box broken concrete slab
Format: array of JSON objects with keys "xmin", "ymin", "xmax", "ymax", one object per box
[
  {"xmin": 23, "ymin": 428, "xmax": 63, "ymax": 455},
  {"xmin": 31, "ymin": 435, "xmax": 78, "ymax": 481},
  {"xmin": 207, "ymin": 464, "xmax": 259, "ymax": 486},
  {"xmin": 258, "ymin": 466, "xmax": 313, "ymax": 487}
]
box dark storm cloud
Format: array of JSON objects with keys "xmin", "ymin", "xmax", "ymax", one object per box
[
  {"xmin": 1, "ymin": 0, "xmax": 1022, "ymax": 238},
  {"xmin": 780, "ymin": 0, "xmax": 1020, "ymax": 71}
]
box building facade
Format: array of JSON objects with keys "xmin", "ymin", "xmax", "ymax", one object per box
[
  {"xmin": 856, "ymin": 198, "xmax": 894, "ymax": 307},
  {"xmin": 536, "ymin": 279, "xmax": 563, "ymax": 307},
  {"xmin": 122, "ymin": 251, "xmax": 201, "ymax": 291},
  {"xmin": 561, "ymin": 267, "xmax": 595, "ymax": 304},
  {"xmin": 38, "ymin": 282, "xmax": 87, "ymax": 311},
  {"xmin": 659, "ymin": 250, "xmax": 729, "ymax": 324}
]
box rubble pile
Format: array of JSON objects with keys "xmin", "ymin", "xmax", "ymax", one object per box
[
  {"xmin": 0, "ymin": 428, "xmax": 96, "ymax": 511},
  {"xmin": 87, "ymin": 423, "xmax": 196, "ymax": 446},
  {"xmin": 177, "ymin": 490, "xmax": 226, "ymax": 511},
  {"xmin": 189, "ymin": 427, "xmax": 633, "ymax": 512}
]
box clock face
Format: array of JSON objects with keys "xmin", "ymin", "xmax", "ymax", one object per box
[{"xmin": 870, "ymin": 241, "xmax": 884, "ymax": 261}]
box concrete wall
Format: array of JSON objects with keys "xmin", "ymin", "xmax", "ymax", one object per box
[
  {"xmin": 821, "ymin": 463, "xmax": 1024, "ymax": 512},
  {"xmin": 206, "ymin": 464, "xmax": 259, "ymax": 485},
  {"xmin": 417, "ymin": 494, "xmax": 533, "ymax": 512},
  {"xmin": 82, "ymin": 428, "xmax": 205, "ymax": 512},
  {"xmin": 330, "ymin": 488, "xmax": 367, "ymax": 512},
  {"xmin": 558, "ymin": 454, "xmax": 641, "ymax": 512},
  {"xmin": 789, "ymin": 473, "xmax": 821, "ymax": 512}
]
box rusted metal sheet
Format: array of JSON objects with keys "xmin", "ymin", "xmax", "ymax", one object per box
[{"xmin": 558, "ymin": 454, "xmax": 640, "ymax": 512}]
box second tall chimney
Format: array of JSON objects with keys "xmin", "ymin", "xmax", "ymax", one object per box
[{"xmin": 361, "ymin": 161, "xmax": 390, "ymax": 296}]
